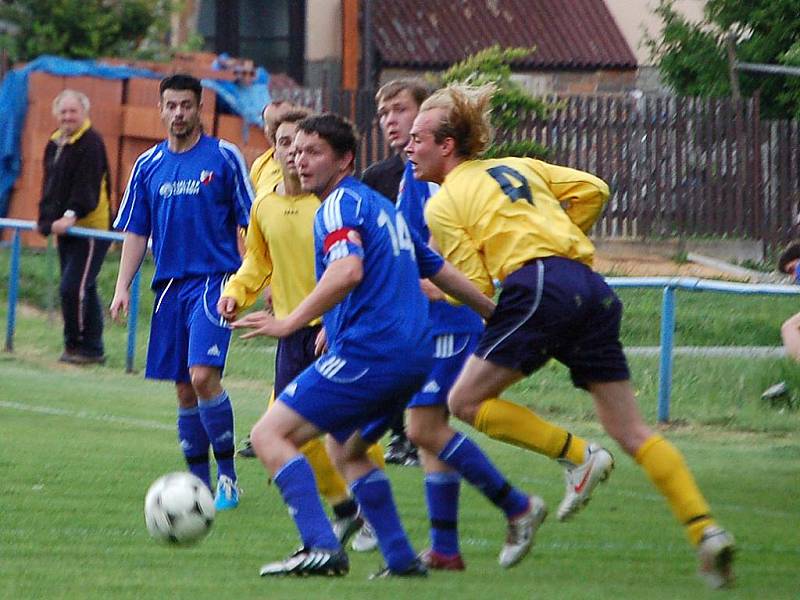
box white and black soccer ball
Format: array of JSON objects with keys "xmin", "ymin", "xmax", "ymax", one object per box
[{"xmin": 144, "ymin": 472, "xmax": 215, "ymax": 546}]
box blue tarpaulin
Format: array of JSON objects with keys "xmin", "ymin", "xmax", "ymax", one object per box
[{"xmin": 0, "ymin": 55, "xmax": 270, "ymax": 218}]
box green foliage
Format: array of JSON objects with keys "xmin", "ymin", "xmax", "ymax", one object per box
[
  {"xmin": 0, "ymin": 0, "xmax": 170, "ymax": 62},
  {"xmin": 436, "ymin": 45, "xmax": 552, "ymax": 158},
  {"xmin": 646, "ymin": 0, "xmax": 800, "ymax": 119}
]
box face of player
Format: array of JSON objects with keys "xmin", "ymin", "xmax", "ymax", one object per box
[
  {"xmin": 160, "ymin": 89, "xmax": 202, "ymax": 141},
  {"xmin": 55, "ymin": 95, "xmax": 87, "ymax": 137},
  {"xmin": 274, "ymin": 121, "xmax": 299, "ymax": 177},
  {"xmin": 405, "ymin": 108, "xmax": 448, "ymax": 184},
  {"xmin": 263, "ymin": 100, "xmax": 294, "ymax": 138},
  {"xmin": 377, "ymin": 89, "xmax": 419, "ymax": 153},
  {"xmin": 294, "ymin": 130, "xmax": 352, "ymax": 199}
]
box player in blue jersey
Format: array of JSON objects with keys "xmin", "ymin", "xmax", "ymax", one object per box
[
  {"xmin": 110, "ymin": 74, "xmax": 254, "ymax": 511},
  {"xmin": 398, "ymin": 158, "xmax": 547, "ymax": 571},
  {"xmin": 231, "ymin": 114, "xmax": 497, "ymax": 578}
]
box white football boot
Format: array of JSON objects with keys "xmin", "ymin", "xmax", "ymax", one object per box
[
  {"xmin": 557, "ymin": 443, "xmax": 614, "ymax": 521},
  {"xmin": 697, "ymin": 525, "xmax": 736, "ymax": 589},
  {"xmin": 498, "ymin": 495, "xmax": 548, "ymax": 568}
]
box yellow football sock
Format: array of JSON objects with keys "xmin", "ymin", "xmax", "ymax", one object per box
[
  {"xmin": 635, "ymin": 434, "xmax": 715, "ymax": 546},
  {"xmin": 301, "ymin": 436, "xmax": 349, "ymax": 506},
  {"xmin": 474, "ymin": 397, "xmax": 586, "ymax": 463},
  {"xmin": 366, "ymin": 442, "xmax": 386, "ymax": 470}
]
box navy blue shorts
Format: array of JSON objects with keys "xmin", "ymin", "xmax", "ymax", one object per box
[
  {"xmin": 146, "ymin": 274, "xmax": 233, "ymax": 383},
  {"xmin": 475, "ymin": 257, "xmax": 630, "ymax": 389},
  {"xmin": 274, "ymin": 324, "xmax": 322, "ymax": 395},
  {"xmin": 278, "ymin": 350, "xmax": 434, "ymax": 444}
]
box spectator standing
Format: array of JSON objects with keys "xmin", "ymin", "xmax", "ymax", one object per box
[{"xmin": 37, "ymin": 89, "xmax": 112, "ymax": 365}]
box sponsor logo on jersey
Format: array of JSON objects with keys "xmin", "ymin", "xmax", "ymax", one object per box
[
  {"xmin": 200, "ymin": 170, "xmax": 214, "ymax": 185},
  {"xmin": 158, "ymin": 179, "xmax": 201, "ymax": 198}
]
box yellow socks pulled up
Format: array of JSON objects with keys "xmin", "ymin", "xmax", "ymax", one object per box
[
  {"xmin": 635, "ymin": 434, "xmax": 714, "ymax": 545},
  {"xmin": 474, "ymin": 397, "xmax": 586, "ymax": 465}
]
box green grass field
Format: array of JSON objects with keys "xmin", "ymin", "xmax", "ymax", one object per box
[{"xmin": 1, "ymin": 247, "xmax": 800, "ymax": 598}]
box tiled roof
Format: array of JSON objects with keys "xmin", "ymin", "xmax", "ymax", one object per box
[{"xmin": 371, "ymin": 0, "xmax": 637, "ymax": 70}]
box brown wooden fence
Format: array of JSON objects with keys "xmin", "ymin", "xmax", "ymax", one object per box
[{"xmin": 316, "ymin": 91, "xmax": 797, "ymax": 252}]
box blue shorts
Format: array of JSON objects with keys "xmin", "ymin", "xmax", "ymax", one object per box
[
  {"xmin": 475, "ymin": 257, "xmax": 630, "ymax": 389},
  {"xmin": 145, "ymin": 274, "xmax": 233, "ymax": 383},
  {"xmin": 408, "ymin": 333, "xmax": 480, "ymax": 408},
  {"xmin": 278, "ymin": 350, "xmax": 434, "ymax": 444},
  {"xmin": 274, "ymin": 324, "xmax": 321, "ymax": 395}
]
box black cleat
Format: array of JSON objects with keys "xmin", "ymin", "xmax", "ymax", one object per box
[
  {"xmin": 237, "ymin": 436, "xmax": 257, "ymax": 458},
  {"xmin": 384, "ymin": 436, "xmax": 420, "ymax": 467},
  {"xmin": 260, "ymin": 546, "xmax": 349, "ymax": 577},
  {"xmin": 369, "ymin": 557, "xmax": 428, "ymax": 579}
]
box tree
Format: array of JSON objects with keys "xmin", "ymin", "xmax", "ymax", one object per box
[
  {"xmin": 645, "ymin": 0, "xmax": 800, "ymax": 119},
  {"xmin": 435, "ymin": 45, "xmax": 552, "ymax": 158},
  {"xmin": 0, "ymin": 0, "xmax": 167, "ymax": 63}
]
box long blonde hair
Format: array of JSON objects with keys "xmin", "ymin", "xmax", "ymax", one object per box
[{"xmin": 419, "ymin": 83, "xmax": 495, "ymax": 159}]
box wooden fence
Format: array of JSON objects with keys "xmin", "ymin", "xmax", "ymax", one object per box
[
  {"xmin": 7, "ymin": 79, "xmax": 797, "ymax": 251},
  {"xmin": 317, "ymin": 91, "xmax": 797, "ymax": 251}
]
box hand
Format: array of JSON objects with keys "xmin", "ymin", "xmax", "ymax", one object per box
[
  {"xmin": 217, "ymin": 296, "xmax": 238, "ymax": 321},
  {"xmin": 314, "ymin": 327, "xmax": 328, "ymax": 356},
  {"xmin": 232, "ymin": 310, "xmax": 290, "ymax": 339},
  {"xmin": 50, "ymin": 215, "xmax": 77, "ymax": 235},
  {"xmin": 109, "ymin": 289, "xmax": 130, "ymax": 323}
]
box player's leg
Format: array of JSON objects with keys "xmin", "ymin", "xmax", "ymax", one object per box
[
  {"xmin": 328, "ymin": 430, "xmax": 425, "ymax": 577},
  {"xmin": 590, "ymin": 380, "xmax": 734, "ymax": 588},
  {"xmin": 175, "ymin": 381, "xmax": 211, "ymax": 488},
  {"xmin": 187, "ymin": 275, "xmax": 239, "ymax": 510},
  {"xmin": 253, "ymin": 399, "xmax": 348, "ymax": 576},
  {"xmin": 145, "ymin": 278, "xmax": 213, "ymax": 489},
  {"xmin": 407, "ymin": 405, "xmax": 464, "ymax": 569}
]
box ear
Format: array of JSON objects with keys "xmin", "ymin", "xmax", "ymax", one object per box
[
  {"xmin": 440, "ymin": 136, "xmax": 457, "ymax": 158},
  {"xmin": 338, "ymin": 150, "xmax": 356, "ymax": 173}
]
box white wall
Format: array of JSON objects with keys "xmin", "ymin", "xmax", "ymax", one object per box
[
  {"xmin": 306, "ymin": 0, "xmax": 341, "ymax": 60},
  {"xmin": 605, "ymin": 0, "xmax": 706, "ymax": 65}
]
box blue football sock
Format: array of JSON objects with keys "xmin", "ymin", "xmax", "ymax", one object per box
[
  {"xmin": 351, "ymin": 469, "xmax": 415, "ymax": 572},
  {"xmin": 274, "ymin": 455, "xmax": 340, "ymax": 551},
  {"xmin": 425, "ymin": 471, "xmax": 461, "ymax": 556},
  {"xmin": 177, "ymin": 406, "xmax": 210, "ymax": 488},
  {"xmin": 197, "ymin": 390, "xmax": 236, "ymax": 482},
  {"xmin": 438, "ymin": 432, "xmax": 529, "ymax": 518}
]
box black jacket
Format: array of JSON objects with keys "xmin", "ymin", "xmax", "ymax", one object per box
[
  {"xmin": 38, "ymin": 125, "xmax": 110, "ymax": 235},
  {"xmin": 360, "ymin": 153, "xmax": 404, "ymax": 205}
]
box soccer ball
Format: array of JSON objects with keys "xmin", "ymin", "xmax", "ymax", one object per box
[{"xmin": 144, "ymin": 472, "xmax": 215, "ymax": 546}]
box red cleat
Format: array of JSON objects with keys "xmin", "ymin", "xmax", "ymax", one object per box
[{"xmin": 419, "ymin": 548, "xmax": 466, "ymax": 571}]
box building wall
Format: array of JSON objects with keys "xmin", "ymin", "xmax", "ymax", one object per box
[
  {"xmin": 304, "ymin": 0, "xmax": 342, "ymax": 88},
  {"xmin": 605, "ymin": 0, "xmax": 705, "ymax": 66}
]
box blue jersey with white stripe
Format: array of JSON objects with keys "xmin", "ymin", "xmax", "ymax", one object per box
[
  {"xmin": 398, "ymin": 160, "xmax": 483, "ymax": 335},
  {"xmin": 314, "ymin": 176, "xmax": 443, "ymax": 359},
  {"xmin": 114, "ymin": 134, "xmax": 253, "ymax": 286}
]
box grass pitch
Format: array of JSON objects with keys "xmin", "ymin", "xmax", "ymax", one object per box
[{"xmin": 1, "ymin": 248, "xmax": 799, "ymax": 597}]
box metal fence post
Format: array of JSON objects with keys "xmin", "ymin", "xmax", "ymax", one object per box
[
  {"xmin": 126, "ymin": 269, "xmax": 141, "ymax": 373},
  {"xmin": 5, "ymin": 228, "xmax": 22, "ymax": 352},
  {"xmin": 657, "ymin": 285, "xmax": 677, "ymax": 422}
]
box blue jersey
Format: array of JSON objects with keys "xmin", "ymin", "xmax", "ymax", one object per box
[
  {"xmin": 398, "ymin": 160, "xmax": 483, "ymax": 335},
  {"xmin": 314, "ymin": 176, "xmax": 443, "ymax": 360},
  {"xmin": 115, "ymin": 134, "xmax": 253, "ymax": 286}
]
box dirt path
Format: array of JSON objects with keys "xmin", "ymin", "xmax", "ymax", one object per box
[{"xmin": 594, "ymin": 253, "xmax": 748, "ymax": 280}]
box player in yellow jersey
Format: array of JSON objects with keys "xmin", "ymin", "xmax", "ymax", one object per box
[
  {"xmin": 248, "ymin": 100, "xmax": 299, "ymax": 194},
  {"xmin": 218, "ymin": 109, "xmax": 382, "ymax": 552},
  {"xmin": 405, "ymin": 84, "xmax": 735, "ymax": 589}
]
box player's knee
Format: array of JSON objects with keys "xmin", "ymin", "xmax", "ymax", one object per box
[
  {"xmin": 447, "ymin": 393, "xmax": 478, "ymax": 424},
  {"xmin": 189, "ymin": 368, "xmax": 219, "ymax": 398}
]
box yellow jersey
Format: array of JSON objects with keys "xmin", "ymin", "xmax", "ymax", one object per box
[
  {"xmin": 249, "ymin": 147, "xmax": 283, "ymax": 194},
  {"xmin": 222, "ymin": 188, "xmax": 321, "ymax": 322},
  {"xmin": 425, "ymin": 158, "xmax": 608, "ymax": 296}
]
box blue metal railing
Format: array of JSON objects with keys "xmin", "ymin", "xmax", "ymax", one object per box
[
  {"xmin": 606, "ymin": 276, "xmax": 800, "ymax": 422},
  {"xmin": 3, "ymin": 217, "xmax": 799, "ymax": 420},
  {"xmin": 1, "ymin": 218, "xmax": 141, "ymax": 373}
]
